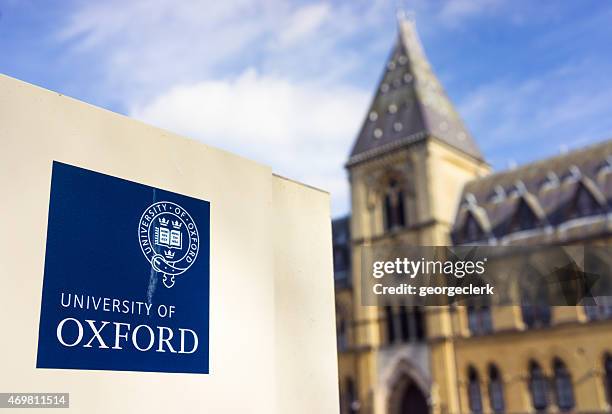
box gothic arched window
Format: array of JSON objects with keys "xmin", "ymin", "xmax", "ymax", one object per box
[
  {"xmin": 398, "ymin": 306, "xmax": 410, "ymax": 342},
  {"xmin": 337, "ymin": 317, "xmax": 348, "ymax": 351},
  {"xmin": 397, "ymin": 307, "xmax": 427, "ymax": 343},
  {"xmin": 488, "ymin": 364, "xmax": 505, "ymax": 413},
  {"xmin": 333, "ymin": 246, "xmax": 349, "ymax": 279},
  {"xmin": 584, "ymin": 296, "xmax": 612, "ymax": 321},
  {"xmin": 553, "ymin": 358, "xmax": 575, "ymax": 412},
  {"xmin": 463, "ymin": 212, "xmax": 484, "ymax": 243},
  {"xmin": 605, "ymin": 354, "xmax": 612, "ymax": 405},
  {"xmin": 521, "ymin": 302, "xmax": 551, "ymax": 329},
  {"xmin": 529, "ymin": 361, "xmax": 549, "ymax": 411},
  {"xmin": 385, "ymin": 306, "xmax": 396, "ymax": 344},
  {"xmin": 467, "ymin": 302, "xmax": 493, "ymax": 335},
  {"xmin": 345, "ymin": 378, "xmax": 359, "ymax": 413},
  {"xmin": 521, "ymin": 278, "xmax": 551, "ymax": 329},
  {"xmin": 414, "ymin": 307, "xmax": 426, "ymax": 340},
  {"xmin": 569, "ymin": 182, "xmax": 602, "ymax": 219},
  {"xmin": 468, "ymin": 366, "xmax": 483, "ymax": 414},
  {"xmin": 384, "ymin": 178, "xmax": 406, "ymax": 231},
  {"xmin": 508, "ymin": 198, "xmax": 539, "ymax": 233},
  {"xmin": 583, "ymin": 254, "xmax": 612, "ymax": 320}
]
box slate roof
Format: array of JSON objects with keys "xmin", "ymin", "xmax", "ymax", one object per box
[
  {"xmin": 452, "ymin": 139, "xmax": 612, "ymax": 242},
  {"xmin": 347, "ymin": 17, "xmax": 483, "ymax": 167}
]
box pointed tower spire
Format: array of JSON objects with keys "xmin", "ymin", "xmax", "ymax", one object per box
[{"xmin": 347, "ymin": 16, "xmax": 483, "ymax": 166}]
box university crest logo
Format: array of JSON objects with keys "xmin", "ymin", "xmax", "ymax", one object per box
[{"xmin": 138, "ymin": 201, "xmax": 199, "ymax": 288}]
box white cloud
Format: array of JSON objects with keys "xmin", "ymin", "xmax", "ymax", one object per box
[
  {"xmin": 458, "ymin": 59, "xmax": 612, "ymax": 168},
  {"xmin": 58, "ymin": 0, "xmax": 390, "ymax": 103},
  {"xmin": 130, "ymin": 69, "xmax": 369, "ymax": 215},
  {"xmin": 276, "ymin": 3, "xmax": 331, "ymax": 47},
  {"xmin": 58, "ymin": 0, "xmax": 290, "ymax": 101},
  {"xmin": 436, "ymin": 0, "xmax": 503, "ymax": 25},
  {"xmin": 58, "ymin": 0, "xmax": 604, "ymax": 216},
  {"xmin": 56, "ymin": 0, "xmax": 392, "ymax": 215}
]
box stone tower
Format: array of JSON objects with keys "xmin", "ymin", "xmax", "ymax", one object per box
[{"xmin": 336, "ymin": 16, "xmax": 489, "ymax": 414}]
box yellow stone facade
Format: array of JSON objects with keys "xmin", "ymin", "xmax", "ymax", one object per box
[
  {"xmin": 337, "ymin": 138, "xmax": 490, "ymax": 414},
  {"xmin": 337, "ymin": 140, "xmax": 612, "ymax": 414},
  {"xmin": 334, "ymin": 17, "xmax": 612, "ymax": 414}
]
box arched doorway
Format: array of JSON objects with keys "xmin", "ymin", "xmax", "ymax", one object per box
[
  {"xmin": 399, "ymin": 384, "xmax": 428, "ymax": 414},
  {"xmin": 388, "ymin": 375, "xmax": 429, "ymax": 414}
]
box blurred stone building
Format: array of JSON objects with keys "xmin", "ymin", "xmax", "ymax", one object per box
[{"xmin": 333, "ymin": 16, "xmax": 612, "ymax": 414}]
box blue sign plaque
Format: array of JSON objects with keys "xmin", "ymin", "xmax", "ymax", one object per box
[{"xmin": 37, "ymin": 161, "xmax": 210, "ymax": 374}]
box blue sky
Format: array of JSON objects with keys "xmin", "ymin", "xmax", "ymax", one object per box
[{"xmin": 2, "ymin": 0, "xmax": 612, "ymax": 216}]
